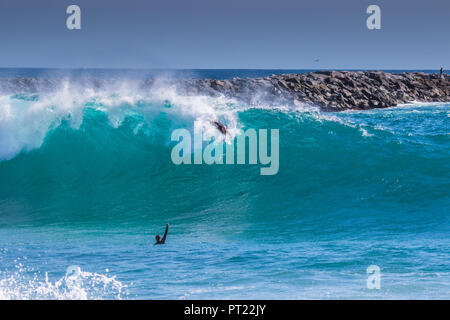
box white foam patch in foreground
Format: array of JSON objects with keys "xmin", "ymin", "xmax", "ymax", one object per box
[{"xmin": 0, "ymin": 265, "xmax": 126, "ymax": 300}]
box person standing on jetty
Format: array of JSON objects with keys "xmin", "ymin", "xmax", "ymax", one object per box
[{"xmin": 440, "ymin": 67, "xmax": 444, "ymax": 79}]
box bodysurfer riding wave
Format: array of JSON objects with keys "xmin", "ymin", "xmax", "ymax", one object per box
[{"xmin": 211, "ymin": 121, "xmax": 227, "ymax": 135}]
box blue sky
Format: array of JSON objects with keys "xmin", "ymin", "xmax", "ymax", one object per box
[{"xmin": 0, "ymin": 0, "xmax": 448, "ymax": 69}]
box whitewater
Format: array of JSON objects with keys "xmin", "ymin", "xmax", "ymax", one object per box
[{"xmin": 0, "ymin": 70, "xmax": 449, "ymax": 299}]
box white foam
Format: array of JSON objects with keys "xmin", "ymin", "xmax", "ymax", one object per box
[
  {"xmin": 0, "ymin": 265, "xmax": 126, "ymax": 300},
  {"xmin": 0, "ymin": 80, "xmax": 241, "ymax": 161}
]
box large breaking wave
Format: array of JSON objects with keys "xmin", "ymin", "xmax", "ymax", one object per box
[
  {"xmin": 0, "ymin": 79, "xmax": 449, "ymax": 228},
  {"xmin": 0, "ymin": 78, "xmax": 449, "ymax": 299}
]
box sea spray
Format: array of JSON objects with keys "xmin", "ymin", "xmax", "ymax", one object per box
[{"xmin": 0, "ymin": 265, "xmax": 126, "ymax": 300}]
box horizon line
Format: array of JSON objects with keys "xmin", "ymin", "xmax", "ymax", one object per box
[{"xmin": 0, "ymin": 67, "xmax": 444, "ymax": 71}]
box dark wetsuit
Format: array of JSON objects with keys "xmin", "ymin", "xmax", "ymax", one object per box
[
  {"xmin": 212, "ymin": 121, "xmax": 227, "ymax": 135},
  {"xmin": 155, "ymin": 224, "xmax": 169, "ymax": 245}
]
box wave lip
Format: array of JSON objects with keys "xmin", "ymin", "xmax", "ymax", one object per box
[{"xmin": 0, "ymin": 81, "xmax": 242, "ymax": 161}]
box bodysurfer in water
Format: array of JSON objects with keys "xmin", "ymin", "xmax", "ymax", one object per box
[
  {"xmin": 155, "ymin": 223, "xmax": 169, "ymax": 245},
  {"xmin": 212, "ymin": 121, "xmax": 227, "ymax": 135}
]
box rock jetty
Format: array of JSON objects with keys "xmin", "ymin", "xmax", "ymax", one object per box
[
  {"xmin": 1, "ymin": 71, "xmax": 448, "ymax": 111},
  {"xmin": 181, "ymin": 71, "xmax": 449, "ymax": 111}
]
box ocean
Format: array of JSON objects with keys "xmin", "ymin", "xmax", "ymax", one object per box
[{"xmin": 0, "ymin": 69, "xmax": 448, "ymax": 299}]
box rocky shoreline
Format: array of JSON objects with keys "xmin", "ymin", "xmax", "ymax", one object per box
[
  {"xmin": 1, "ymin": 71, "xmax": 448, "ymax": 111},
  {"xmin": 182, "ymin": 71, "xmax": 449, "ymax": 111}
]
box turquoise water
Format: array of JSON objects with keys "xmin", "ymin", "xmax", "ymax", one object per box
[{"xmin": 0, "ymin": 70, "xmax": 449, "ymax": 299}]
